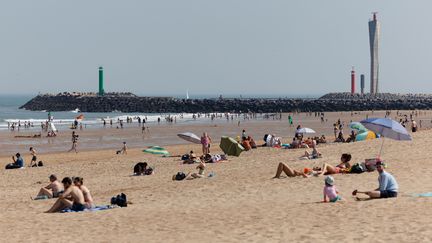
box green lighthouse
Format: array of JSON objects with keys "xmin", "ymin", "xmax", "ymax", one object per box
[{"xmin": 98, "ymin": 66, "xmax": 105, "ymax": 96}]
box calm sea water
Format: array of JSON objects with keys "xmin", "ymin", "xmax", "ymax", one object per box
[{"xmin": 0, "ymin": 94, "xmax": 319, "ymax": 131}]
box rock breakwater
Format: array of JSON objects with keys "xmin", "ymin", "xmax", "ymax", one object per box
[{"xmin": 20, "ymin": 92, "xmax": 432, "ymax": 113}]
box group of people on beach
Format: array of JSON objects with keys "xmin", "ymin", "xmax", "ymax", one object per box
[
  {"xmin": 5, "ymin": 147, "xmax": 42, "ymax": 169},
  {"xmin": 34, "ymin": 174, "xmax": 95, "ymax": 213},
  {"xmin": 274, "ymin": 152, "xmax": 399, "ymax": 202}
]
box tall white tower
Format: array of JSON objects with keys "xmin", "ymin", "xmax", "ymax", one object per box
[{"xmin": 368, "ymin": 12, "xmax": 380, "ymax": 94}]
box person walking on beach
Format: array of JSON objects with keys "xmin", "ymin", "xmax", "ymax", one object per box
[
  {"xmin": 68, "ymin": 131, "xmax": 79, "ymax": 153},
  {"xmin": 29, "ymin": 147, "xmax": 38, "ymax": 167},
  {"xmin": 352, "ymin": 160, "xmax": 398, "ymax": 200},
  {"xmin": 118, "ymin": 142, "xmax": 127, "ymax": 155}
]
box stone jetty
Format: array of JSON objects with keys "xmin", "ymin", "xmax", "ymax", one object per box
[{"xmin": 20, "ymin": 92, "xmax": 432, "ymax": 113}]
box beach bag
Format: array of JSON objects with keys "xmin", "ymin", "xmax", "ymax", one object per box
[
  {"xmin": 350, "ymin": 163, "xmax": 365, "ymax": 174},
  {"xmin": 175, "ymin": 172, "xmax": 186, "ymax": 181},
  {"xmin": 38, "ymin": 161, "xmax": 44, "ymax": 167},
  {"xmin": 181, "ymin": 154, "xmax": 190, "ymax": 161},
  {"xmin": 111, "ymin": 193, "xmax": 127, "ymax": 207}
]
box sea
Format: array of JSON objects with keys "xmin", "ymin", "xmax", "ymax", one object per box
[{"xmin": 0, "ymin": 94, "xmax": 320, "ymax": 131}]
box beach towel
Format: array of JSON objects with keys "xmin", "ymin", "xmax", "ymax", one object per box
[
  {"xmin": 412, "ymin": 192, "xmax": 432, "ymax": 197},
  {"xmin": 61, "ymin": 205, "xmax": 116, "ymax": 213}
]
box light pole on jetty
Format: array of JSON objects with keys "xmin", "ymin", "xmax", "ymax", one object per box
[{"xmin": 98, "ymin": 66, "xmax": 105, "ymax": 96}]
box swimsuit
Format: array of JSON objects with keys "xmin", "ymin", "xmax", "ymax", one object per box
[{"xmin": 71, "ymin": 202, "xmax": 85, "ymax": 212}]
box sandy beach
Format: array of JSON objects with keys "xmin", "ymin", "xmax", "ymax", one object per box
[{"xmin": 1, "ymin": 111, "xmax": 431, "ymax": 242}]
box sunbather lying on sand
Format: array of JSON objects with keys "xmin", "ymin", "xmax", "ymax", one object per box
[
  {"xmin": 300, "ymin": 140, "xmax": 322, "ymax": 159},
  {"xmin": 273, "ymin": 162, "xmax": 321, "ymax": 178},
  {"xmin": 318, "ymin": 153, "xmax": 352, "ymax": 175}
]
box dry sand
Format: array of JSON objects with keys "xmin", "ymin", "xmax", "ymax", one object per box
[{"xmin": 0, "ymin": 111, "xmax": 431, "ymax": 242}]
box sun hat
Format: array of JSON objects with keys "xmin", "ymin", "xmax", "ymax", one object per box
[{"xmin": 325, "ymin": 175, "xmax": 334, "ymax": 186}]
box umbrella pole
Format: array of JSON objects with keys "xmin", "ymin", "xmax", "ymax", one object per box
[{"xmin": 378, "ymin": 138, "xmax": 385, "ymax": 157}]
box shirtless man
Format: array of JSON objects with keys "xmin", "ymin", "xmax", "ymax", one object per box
[
  {"xmin": 34, "ymin": 174, "xmax": 64, "ymax": 199},
  {"xmin": 73, "ymin": 177, "xmax": 95, "ymax": 209},
  {"xmin": 45, "ymin": 177, "xmax": 85, "ymax": 213}
]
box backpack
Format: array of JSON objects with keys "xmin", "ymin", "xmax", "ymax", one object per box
[
  {"xmin": 111, "ymin": 193, "xmax": 127, "ymax": 207},
  {"xmin": 175, "ymin": 172, "xmax": 186, "ymax": 181},
  {"xmin": 350, "ymin": 163, "xmax": 365, "ymax": 174}
]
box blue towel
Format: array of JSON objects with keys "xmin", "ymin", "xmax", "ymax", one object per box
[
  {"xmin": 61, "ymin": 205, "xmax": 115, "ymax": 213},
  {"xmin": 412, "ymin": 192, "xmax": 432, "ymax": 197}
]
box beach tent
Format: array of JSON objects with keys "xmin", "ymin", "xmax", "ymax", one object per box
[
  {"xmin": 143, "ymin": 146, "xmax": 170, "ymax": 156},
  {"xmin": 349, "ymin": 122, "xmax": 367, "ymax": 133},
  {"xmin": 177, "ymin": 132, "xmax": 201, "ymax": 144},
  {"xmin": 355, "ymin": 131, "xmax": 376, "ymax": 141},
  {"xmin": 219, "ymin": 136, "xmax": 244, "ymax": 156}
]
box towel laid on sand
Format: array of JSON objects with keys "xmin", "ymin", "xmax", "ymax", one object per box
[
  {"xmin": 412, "ymin": 192, "xmax": 432, "ymax": 197},
  {"xmin": 61, "ymin": 205, "xmax": 116, "ymax": 213}
]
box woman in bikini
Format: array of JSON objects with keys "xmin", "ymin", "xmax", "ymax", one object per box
[{"xmin": 318, "ymin": 153, "xmax": 352, "ymax": 175}]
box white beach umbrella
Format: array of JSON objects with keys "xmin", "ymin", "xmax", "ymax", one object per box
[
  {"xmin": 177, "ymin": 132, "xmax": 201, "ymax": 144},
  {"xmin": 296, "ymin": 127, "xmax": 316, "ymax": 134}
]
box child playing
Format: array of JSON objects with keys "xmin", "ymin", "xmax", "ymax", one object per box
[{"xmin": 323, "ymin": 176, "xmax": 343, "ymax": 202}]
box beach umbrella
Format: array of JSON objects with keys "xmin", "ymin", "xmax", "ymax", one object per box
[
  {"xmin": 355, "ymin": 131, "xmax": 376, "ymax": 141},
  {"xmin": 143, "ymin": 146, "xmax": 170, "ymax": 156},
  {"xmin": 349, "ymin": 122, "xmax": 367, "ymax": 132},
  {"xmin": 296, "ymin": 127, "xmax": 316, "ymax": 134},
  {"xmin": 177, "ymin": 132, "xmax": 201, "ymax": 144},
  {"xmin": 219, "ymin": 136, "xmax": 244, "ymax": 156},
  {"xmin": 360, "ymin": 118, "xmax": 412, "ymax": 155}
]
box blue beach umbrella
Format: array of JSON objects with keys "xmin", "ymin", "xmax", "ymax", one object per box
[{"xmin": 360, "ymin": 118, "xmax": 412, "ymax": 155}]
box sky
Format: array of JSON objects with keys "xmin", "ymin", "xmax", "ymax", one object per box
[{"xmin": 0, "ymin": 1, "xmax": 431, "ymax": 97}]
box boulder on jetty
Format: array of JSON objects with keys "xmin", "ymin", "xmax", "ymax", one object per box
[{"xmin": 20, "ymin": 92, "xmax": 432, "ymax": 113}]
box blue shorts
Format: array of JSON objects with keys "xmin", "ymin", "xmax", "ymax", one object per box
[
  {"xmin": 330, "ymin": 195, "xmax": 341, "ymax": 202},
  {"xmin": 380, "ymin": 190, "xmax": 398, "ymax": 198}
]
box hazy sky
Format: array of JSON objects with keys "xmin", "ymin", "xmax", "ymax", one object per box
[{"xmin": 1, "ymin": 1, "xmax": 431, "ymax": 96}]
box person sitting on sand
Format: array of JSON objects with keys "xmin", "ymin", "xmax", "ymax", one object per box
[
  {"xmin": 34, "ymin": 174, "xmax": 64, "ymax": 199},
  {"xmin": 45, "ymin": 177, "xmax": 86, "ymax": 213},
  {"xmin": 133, "ymin": 162, "xmax": 154, "ymax": 175},
  {"xmin": 5, "ymin": 153, "xmax": 25, "ymax": 169},
  {"xmin": 318, "ymin": 153, "xmax": 352, "ymax": 175},
  {"xmin": 323, "ymin": 176, "xmax": 343, "ymax": 202},
  {"xmin": 352, "ymin": 161, "xmax": 398, "ymax": 200},
  {"xmin": 301, "ymin": 140, "xmax": 321, "ymax": 159},
  {"xmin": 183, "ymin": 151, "xmax": 201, "ymax": 164},
  {"xmin": 186, "ymin": 161, "xmax": 206, "ymax": 180},
  {"xmin": 73, "ymin": 177, "xmax": 95, "ymax": 209}
]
